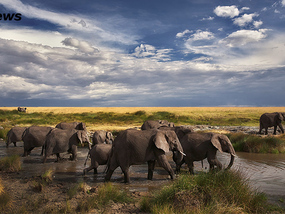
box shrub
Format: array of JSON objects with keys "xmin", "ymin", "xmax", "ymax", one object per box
[
  {"xmin": 227, "ymin": 133, "xmax": 285, "ymax": 154},
  {"xmin": 140, "ymin": 170, "xmax": 280, "ymax": 213},
  {"xmin": 0, "ymin": 155, "xmax": 21, "ymax": 172},
  {"xmin": 76, "ymin": 183, "xmax": 132, "ymax": 213}
]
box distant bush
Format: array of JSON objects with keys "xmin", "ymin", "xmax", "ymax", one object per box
[
  {"xmin": 227, "ymin": 133, "xmax": 285, "ymax": 154},
  {"xmin": 0, "ymin": 155, "xmax": 21, "ymax": 172}
]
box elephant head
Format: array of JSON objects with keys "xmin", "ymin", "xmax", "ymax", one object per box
[
  {"xmin": 76, "ymin": 130, "xmax": 91, "ymax": 148},
  {"xmin": 154, "ymin": 130, "xmax": 185, "ymax": 164},
  {"xmin": 211, "ymin": 134, "xmax": 236, "ymax": 170}
]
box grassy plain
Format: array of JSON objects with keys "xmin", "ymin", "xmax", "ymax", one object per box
[{"xmin": 1, "ymin": 106, "xmax": 285, "ymax": 131}]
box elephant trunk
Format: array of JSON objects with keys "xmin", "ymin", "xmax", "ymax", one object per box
[{"xmin": 225, "ymin": 154, "xmax": 235, "ymax": 170}]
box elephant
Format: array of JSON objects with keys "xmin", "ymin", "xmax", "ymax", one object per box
[
  {"xmin": 55, "ymin": 122, "xmax": 87, "ymax": 131},
  {"xmin": 173, "ymin": 132, "xmax": 236, "ymax": 175},
  {"xmin": 258, "ymin": 112, "xmax": 285, "ymax": 135},
  {"xmin": 22, "ymin": 126, "xmax": 53, "ymax": 156},
  {"xmin": 43, "ymin": 128, "xmax": 90, "ymax": 163},
  {"xmin": 83, "ymin": 143, "xmax": 112, "ymax": 175},
  {"xmin": 141, "ymin": 120, "xmax": 175, "ymax": 130},
  {"xmin": 92, "ymin": 130, "xmax": 114, "ymax": 146},
  {"xmin": 17, "ymin": 107, "xmax": 27, "ymax": 112},
  {"xmin": 6, "ymin": 126, "xmax": 27, "ymax": 147},
  {"xmin": 105, "ymin": 129, "xmax": 185, "ymax": 183}
]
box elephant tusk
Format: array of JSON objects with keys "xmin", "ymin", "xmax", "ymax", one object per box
[{"xmin": 180, "ymin": 151, "xmax": 186, "ymax": 156}]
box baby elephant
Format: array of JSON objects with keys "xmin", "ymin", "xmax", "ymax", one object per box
[
  {"xmin": 83, "ymin": 143, "xmax": 112, "ymax": 175},
  {"xmin": 43, "ymin": 128, "xmax": 90, "ymax": 163}
]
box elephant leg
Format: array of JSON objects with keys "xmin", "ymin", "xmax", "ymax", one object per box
[
  {"xmin": 278, "ymin": 124, "xmax": 284, "ymax": 134},
  {"xmin": 147, "ymin": 160, "xmax": 156, "ymax": 180},
  {"xmin": 265, "ymin": 128, "xmax": 268, "ymax": 135},
  {"xmin": 105, "ymin": 157, "xmax": 119, "ymax": 182},
  {"xmin": 274, "ymin": 126, "xmax": 277, "ymax": 135},
  {"xmin": 121, "ymin": 166, "xmax": 131, "ymax": 183},
  {"xmin": 208, "ymin": 158, "xmax": 222, "ymax": 172},
  {"xmin": 13, "ymin": 142, "xmax": 17, "ymax": 147},
  {"xmin": 70, "ymin": 145, "xmax": 78, "ymax": 161},
  {"xmin": 56, "ymin": 153, "xmax": 61, "ymax": 162},
  {"xmin": 83, "ymin": 162, "xmax": 98, "ymax": 175},
  {"xmin": 258, "ymin": 124, "xmax": 263, "ymax": 134},
  {"xmin": 156, "ymin": 154, "xmax": 174, "ymax": 179},
  {"xmin": 40, "ymin": 146, "xmax": 44, "ymax": 156}
]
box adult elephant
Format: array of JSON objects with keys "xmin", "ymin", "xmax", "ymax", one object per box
[
  {"xmin": 92, "ymin": 130, "xmax": 114, "ymax": 146},
  {"xmin": 6, "ymin": 126, "xmax": 27, "ymax": 147},
  {"xmin": 22, "ymin": 126, "xmax": 53, "ymax": 156},
  {"xmin": 173, "ymin": 132, "xmax": 236, "ymax": 175},
  {"xmin": 105, "ymin": 129, "xmax": 185, "ymax": 183},
  {"xmin": 83, "ymin": 143, "xmax": 112, "ymax": 175},
  {"xmin": 141, "ymin": 120, "xmax": 174, "ymax": 130},
  {"xmin": 43, "ymin": 128, "xmax": 90, "ymax": 163},
  {"xmin": 55, "ymin": 122, "xmax": 86, "ymax": 131},
  {"xmin": 258, "ymin": 112, "xmax": 285, "ymax": 135}
]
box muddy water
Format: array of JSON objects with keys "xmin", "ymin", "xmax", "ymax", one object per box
[{"xmin": 1, "ymin": 141, "xmax": 285, "ymax": 196}]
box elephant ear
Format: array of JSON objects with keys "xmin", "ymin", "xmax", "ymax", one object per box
[
  {"xmin": 211, "ymin": 134, "xmax": 223, "ymax": 153},
  {"xmin": 277, "ymin": 113, "xmax": 284, "ymax": 121},
  {"xmin": 153, "ymin": 131, "xmax": 170, "ymax": 153}
]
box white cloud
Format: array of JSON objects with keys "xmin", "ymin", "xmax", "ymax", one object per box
[
  {"xmin": 191, "ymin": 30, "xmax": 215, "ymax": 41},
  {"xmin": 282, "ymin": 0, "xmax": 285, "ymax": 6},
  {"xmin": 176, "ymin": 29, "xmax": 192, "ymax": 38},
  {"xmin": 220, "ymin": 29, "xmax": 268, "ymax": 47},
  {"xmin": 214, "ymin": 5, "xmax": 239, "ymax": 18},
  {"xmin": 253, "ymin": 20, "xmax": 263, "ymax": 28},
  {"xmin": 233, "ymin": 13, "xmax": 258, "ymax": 27}
]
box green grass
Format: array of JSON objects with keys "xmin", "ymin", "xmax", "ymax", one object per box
[
  {"xmin": 227, "ymin": 133, "xmax": 285, "ymax": 154},
  {"xmin": 140, "ymin": 170, "xmax": 284, "ymax": 214},
  {"xmin": 0, "ymin": 155, "xmax": 22, "ymax": 172},
  {"xmin": 76, "ymin": 183, "xmax": 133, "ymax": 213},
  {"xmin": 0, "ymin": 108, "xmax": 261, "ymax": 130}
]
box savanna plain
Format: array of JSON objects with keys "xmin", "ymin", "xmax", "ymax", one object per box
[{"xmin": 0, "ymin": 107, "xmax": 285, "ymax": 213}]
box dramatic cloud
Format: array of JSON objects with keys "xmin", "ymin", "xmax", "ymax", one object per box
[
  {"xmin": 214, "ymin": 5, "xmax": 240, "ymax": 18},
  {"xmin": 61, "ymin": 38, "xmax": 98, "ymax": 53}
]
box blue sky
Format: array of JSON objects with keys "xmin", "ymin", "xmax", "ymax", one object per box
[{"xmin": 0, "ymin": 0, "xmax": 285, "ymax": 107}]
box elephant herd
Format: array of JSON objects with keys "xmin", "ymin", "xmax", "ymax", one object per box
[{"xmin": 4, "ymin": 112, "xmax": 284, "ymax": 183}]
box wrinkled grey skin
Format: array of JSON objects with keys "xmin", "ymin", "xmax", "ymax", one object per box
[
  {"xmin": 83, "ymin": 143, "xmax": 112, "ymax": 175},
  {"xmin": 141, "ymin": 120, "xmax": 175, "ymax": 130},
  {"xmin": 158, "ymin": 126, "xmax": 194, "ymax": 141},
  {"xmin": 92, "ymin": 130, "xmax": 114, "ymax": 146},
  {"xmin": 173, "ymin": 132, "xmax": 236, "ymax": 175},
  {"xmin": 6, "ymin": 127, "xmax": 27, "ymax": 147},
  {"xmin": 18, "ymin": 107, "xmax": 27, "ymax": 112},
  {"xmin": 55, "ymin": 122, "xmax": 87, "ymax": 131},
  {"xmin": 105, "ymin": 129, "xmax": 184, "ymax": 183},
  {"xmin": 258, "ymin": 112, "xmax": 285, "ymax": 135},
  {"xmin": 22, "ymin": 126, "xmax": 53, "ymax": 156},
  {"xmin": 43, "ymin": 129, "xmax": 90, "ymax": 163}
]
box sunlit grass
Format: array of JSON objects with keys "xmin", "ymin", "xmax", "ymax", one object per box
[
  {"xmin": 140, "ymin": 170, "xmax": 283, "ymax": 213},
  {"xmin": 227, "ymin": 133, "xmax": 285, "ymax": 153},
  {"xmin": 0, "ymin": 155, "xmax": 22, "ymax": 172}
]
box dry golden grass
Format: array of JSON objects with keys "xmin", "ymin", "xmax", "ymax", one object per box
[{"xmin": 1, "ymin": 106, "xmax": 285, "ymax": 114}]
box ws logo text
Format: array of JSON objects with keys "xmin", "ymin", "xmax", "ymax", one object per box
[{"xmin": 0, "ymin": 13, "xmax": 22, "ymax": 21}]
